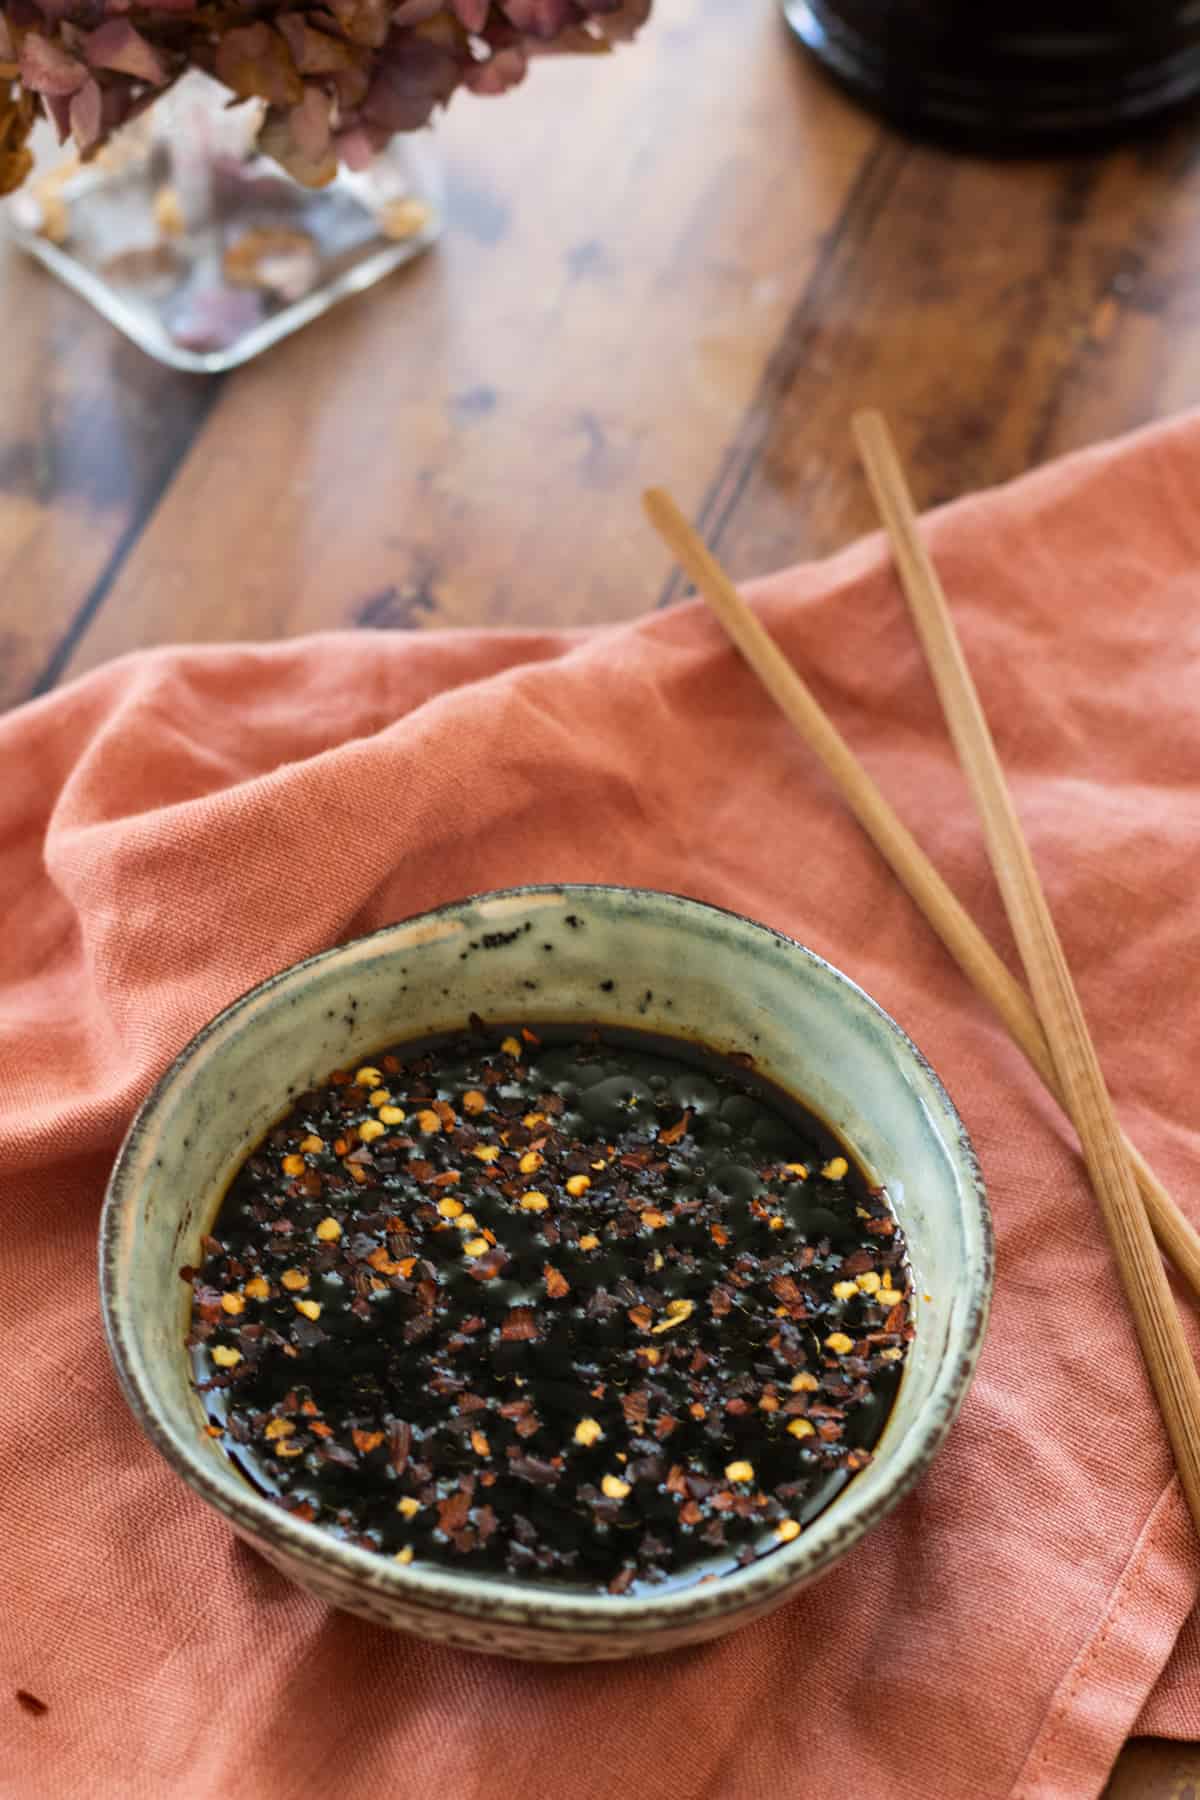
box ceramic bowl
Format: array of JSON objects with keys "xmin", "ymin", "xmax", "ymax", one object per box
[{"xmin": 100, "ymin": 885, "xmax": 991, "ymax": 1661}]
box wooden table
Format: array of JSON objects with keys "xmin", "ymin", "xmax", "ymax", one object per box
[{"xmin": 2, "ymin": 1, "xmax": 1196, "ymax": 1787}]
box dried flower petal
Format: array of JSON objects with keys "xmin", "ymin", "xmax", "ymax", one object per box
[
  {"xmin": 1, "ymin": 0, "xmax": 651, "ymax": 190},
  {"xmin": 83, "ymin": 21, "xmax": 168, "ymax": 86},
  {"xmin": 19, "ymin": 33, "xmax": 85, "ymax": 97},
  {"xmin": 215, "ymin": 23, "xmax": 303, "ymax": 109},
  {"xmin": 68, "ymin": 73, "xmax": 101, "ymax": 146},
  {"xmin": 463, "ymin": 45, "xmax": 526, "ymax": 93},
  {"xmin": 500, "ymin": 0, "xmax": 574, "ymax": 38},
  {"xmin": 324, "ymin": 0, "xmax": 391, "ymax": 49},
  {"xmin": 259, "ymin": 91, "xmax": 336, "ymax": 187},
  {"xmin": 450, "ymin": 0, "xmax": 489, "ymax": 28}
]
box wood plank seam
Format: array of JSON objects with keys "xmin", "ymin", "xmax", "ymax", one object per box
[
  {"xmin": 26, "ymin": 377, "xmax": 226, "ymax": 701},
  {"xmin": 656, "ymin": 132, "xmax": 904, "ymax": 606}
]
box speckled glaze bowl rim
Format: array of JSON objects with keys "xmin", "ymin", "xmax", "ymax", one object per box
[{"xmin": 100, "ymin": 883, "xmax": 993, "ymax": 1634}]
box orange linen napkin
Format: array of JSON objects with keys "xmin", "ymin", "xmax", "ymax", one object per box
[{"xmin": 4, "ymin": 414, "xmax": 1200, "ymax": 1800}]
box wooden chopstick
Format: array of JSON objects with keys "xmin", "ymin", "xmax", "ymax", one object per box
[
  {"xmin": 641, "ymin": 485, "xmax": 1200, "ymax": 1307},
  {"xmin": 850, "ymin": 407, "xmax": 1200, "ymax": 1525}
]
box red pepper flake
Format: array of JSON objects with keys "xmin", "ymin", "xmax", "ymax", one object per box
[
  {"xmin": 839, "ymin": 1249, "xmax": 874, "ymax": 1274},
  {"xmin": 467, "ymin": 1247, "xmax": 509, "ymax": 1283},
  {"xmin": 476, "ymin": 1503, "xmax": 499, "ymax": 1540},
  {"xmin": 437, "ymin": 1483, "xmax": 475, "ymax": 1533},
  {"xmin": 389, "ymin": 1419, "xmax": 412, "ymax": 1473},
  {"xmin": 658, "ymin": 1111, "xmax": 692, "ymax": 1146},
  {"xmin": 501, "ymin": 1308, "xmax": 539, "ymax": 1342},
  {"xmin": 620, "ymin": 1389, "xmax": 650, "ymax": 1429},
  {"xmin": 191, "ymin": 1023, "xmax": 912, "ymax": 1595},
  {"xmin": 510, "ymin": 1454, "xmax": 558, "ymax": 1485}
]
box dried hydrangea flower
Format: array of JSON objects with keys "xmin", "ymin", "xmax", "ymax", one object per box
[{"xmin": 0, "ymin": 0, "xmax": 652, "ymax": 194}]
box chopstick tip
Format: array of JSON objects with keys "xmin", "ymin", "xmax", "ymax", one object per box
[
  {"xmin": 642, "ymin": 485, "xmax": 676, "ymax": 527},
  {"xmin": 851, "ymin": 407, "xmax": 888, "ymax": 448}
]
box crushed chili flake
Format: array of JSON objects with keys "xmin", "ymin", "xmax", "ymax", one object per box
[{"xmin": 189, "ymin": 1021, "xmax": 910, "ymax": 1595}]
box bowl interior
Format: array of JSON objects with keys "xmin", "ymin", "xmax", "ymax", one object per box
[{"xmin": 102, "ymin": 884, "xmax": 990, "ymax": 1619}]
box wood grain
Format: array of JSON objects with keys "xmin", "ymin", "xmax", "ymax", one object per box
[
  {"xmin": 679, "ymin": 125, "xmax": 1200, "ymax": 591},
  {"xmin": 0, "ymin": 240, "xmax": 216, "ymax": 708},
  {"xmin": 1104, "ymin": 1740, "xmax": 1200, "ymax": 1799}
]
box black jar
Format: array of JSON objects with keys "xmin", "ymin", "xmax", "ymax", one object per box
[{"xmin": 783, "ymin": 1, "xmax": 1200, "ymax": 149}]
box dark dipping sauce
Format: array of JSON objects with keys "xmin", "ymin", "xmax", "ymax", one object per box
[{"xmin": 187, "ymin": 1021, "xmax": 913, "ymax": 1595}]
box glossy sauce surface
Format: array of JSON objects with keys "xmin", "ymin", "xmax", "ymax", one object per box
[{"xmin": 189, "ymin": 1022, "xmax": 912, "ymax": 1594}]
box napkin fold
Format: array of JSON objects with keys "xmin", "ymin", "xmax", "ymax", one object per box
[{"xmin": 4, "ymin": 412, "xmax": 1200, "ymax": 1800}]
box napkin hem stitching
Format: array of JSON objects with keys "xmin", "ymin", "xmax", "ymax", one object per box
[{"xmin": 1009, "ymin": 1476, "xmax": 1196, "ymax": 1800}]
